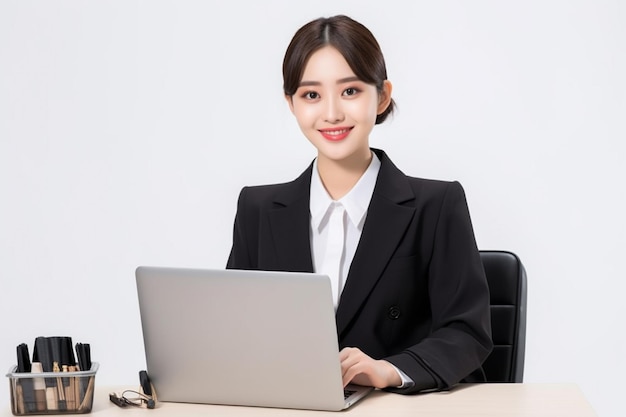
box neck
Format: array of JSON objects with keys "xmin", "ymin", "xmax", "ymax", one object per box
[{"xmin": 317, "ymin": 150, "xmax": 372, "ymax": 200}]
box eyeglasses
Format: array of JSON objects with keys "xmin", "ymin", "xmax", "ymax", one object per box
[
  {"xmin": 109, "ymin": 370, "xmax": 156, "ymax": 409},
  {"xmin": 109, "ymin": 390, "xmax": 155, "ymax": 409}
]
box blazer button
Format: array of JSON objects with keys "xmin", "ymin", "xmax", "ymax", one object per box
[{"xmin": 388, "ymin": 306, "xmax": 401, "ymax": 320}]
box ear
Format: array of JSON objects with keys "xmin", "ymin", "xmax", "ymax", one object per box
[
  {"xmin": 285, "ymin": 94, "xmax": 295, "ymax": 114},
  {"xmin": 377, "ymin": 80, "xmax": 393, "ymax": 115}
]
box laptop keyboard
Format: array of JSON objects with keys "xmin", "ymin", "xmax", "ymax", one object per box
[{"xmin": 344, "ymin": 388, "xmax": 357, "ymax": 400}]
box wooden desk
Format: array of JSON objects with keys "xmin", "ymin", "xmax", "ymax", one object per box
[{"xmin": 3, "ymin": 383, "xmax": 597, "ymax": 416}]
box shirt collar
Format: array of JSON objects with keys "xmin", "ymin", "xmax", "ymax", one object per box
[{"xmin": 310, "ymin": 152, "xmax": 381, "ymax": 231}]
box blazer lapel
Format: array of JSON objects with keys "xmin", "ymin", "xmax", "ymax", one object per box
[
  {"xmin": 336, "ymin": 150, "xmax": 416, "ymax": 337},
  {"xmin": 267, "ymin": 165, "xmax": 315, "ymax": 273}
]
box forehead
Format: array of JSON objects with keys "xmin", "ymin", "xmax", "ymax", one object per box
[{"xmin": 301, "ymin": 46, "xmax": 355, "ymax": 81}]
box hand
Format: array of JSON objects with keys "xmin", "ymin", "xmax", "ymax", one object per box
[{"xmin": 339, "ymin": 347, "xmax": 402, "ymax": 389}]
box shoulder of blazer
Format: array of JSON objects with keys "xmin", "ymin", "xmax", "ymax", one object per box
[
  {"xmin": 372, "ymin": 148, "xmax": 460, "ymax": 206},
  {"xmin": 239, "ymin": 162, "xmax": 313, "ymax": 209}
]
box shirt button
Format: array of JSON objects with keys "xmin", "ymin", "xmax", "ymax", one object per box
[{"xmin": 388, "ymin": 306, "xmax": 401, "ymax": 320}]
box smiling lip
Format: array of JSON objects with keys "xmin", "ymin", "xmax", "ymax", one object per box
[{"xmin": 318, "ymin": 127, "xmax": 353, "ymax": 141}]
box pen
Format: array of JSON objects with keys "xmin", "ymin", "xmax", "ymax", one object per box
[
  {"xmin": 16, "ymin": 343, "xmax": 36, "ymax": 413},
  {"xmin": 75, "ymin": 342, "xmax": 93, "ymax": 400}
]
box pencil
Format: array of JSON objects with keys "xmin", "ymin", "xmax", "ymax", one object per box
[
  {"xmin": 77, "ymin": 375, "xmax": 95, "ymax": 412},
  {"xmin": 53, "ymin": 361, "xmax": 67, "ymax": 411}
]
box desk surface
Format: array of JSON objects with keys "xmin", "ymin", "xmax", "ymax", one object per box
[{"xmin": 3, "ymin": 383, "xmax": 597, "ymax": 417}]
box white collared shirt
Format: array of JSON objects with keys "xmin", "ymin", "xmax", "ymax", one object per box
[
  {"xmin": 309, "ymin": 152, "xmax": 414, "ymax": 389},
  {"xmin": 309, "ymin": 153, "xmax": 381, "ymax": 307}
]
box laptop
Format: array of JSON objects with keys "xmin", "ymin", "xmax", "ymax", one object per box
[{"xmin": 135, "ymin": 266, "xmax": 373, "ymax": 411}]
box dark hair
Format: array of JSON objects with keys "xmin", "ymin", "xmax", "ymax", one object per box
[{"xmin": 282, "ymin": 15, "xmax": 395, "ymax": 124}]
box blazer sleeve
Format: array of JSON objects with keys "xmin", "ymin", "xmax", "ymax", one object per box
[
  {"xmin": 384, "ymin": 181, "xmax": 492, "ymax": 393},
  {"xmin": 226, "ymin": 187, "xmax": 256, "ymax": 270}
]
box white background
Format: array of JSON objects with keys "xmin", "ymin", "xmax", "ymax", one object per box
[{"xmin": 1, "ymin": 1, "xmax": 624, "ymax": 416}]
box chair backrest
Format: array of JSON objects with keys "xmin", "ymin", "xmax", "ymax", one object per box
[{"xmin": 480, "ymin": 250, "xmax": 527, "ymax": 382}]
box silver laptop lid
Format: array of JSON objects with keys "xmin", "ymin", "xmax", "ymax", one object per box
[{"xmin": 135, "ymin": 267, "xmax": 351, "ymax": 411}]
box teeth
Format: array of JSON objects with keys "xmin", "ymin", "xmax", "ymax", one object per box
[{"xmin": 324, "ymin": 129, "xmax": 348, "ymax": 135}]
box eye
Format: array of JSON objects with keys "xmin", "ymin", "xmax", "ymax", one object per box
[
  {"xmin": 301, "ymin": 91, "xmax": 319, "ymax": 100},
  {"xmin": 343, "ymin": 87, "xmax": 360, "ymax": 96}
]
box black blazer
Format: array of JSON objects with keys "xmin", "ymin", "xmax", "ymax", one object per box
[{"xmin": 227, "ymin": 149, "xmax": 493, "ymax": 393}]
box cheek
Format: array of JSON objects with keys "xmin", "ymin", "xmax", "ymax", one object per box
[
  {"xmin": 348, "ymin": 99, "xmax": 379, "ymax": 123},
  {"xmin": 292, "ymin": 104, "xmax": 318, "ymax": 127}
]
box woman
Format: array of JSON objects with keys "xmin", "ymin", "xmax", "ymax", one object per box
[{"xmin": 227, "ymin": 15, "xmax": 492, "ymax": 394}]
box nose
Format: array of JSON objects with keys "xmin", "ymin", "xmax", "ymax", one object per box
[{"xmin": 324, "ymin": 96, "xmax": 344, "ymax": 123}]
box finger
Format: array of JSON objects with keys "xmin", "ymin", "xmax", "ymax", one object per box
[
  {"xmin": 341, "ymin": 356, "xmax": 371, "ymax": 387},
  {"xmin": 342, "ymin": 363, "xmax": 361, "ymax": 387},
  {"xmin": 340, "ymin": 351, "xmax": 363, "ymax": 376},
  {"xmin": 339, "ymin": 346, "xmax": 358, "ymax": 361},
  {"xmin": 344, "ymin": 359, "xmax": 394, "ymax": 389},
  {"xmin": 339, "ymin": 349, "xmax": 361, "ymax": 374},
  {"xmin": 340, "ymin": 357, "xmax": 357, "ymax": 379}
]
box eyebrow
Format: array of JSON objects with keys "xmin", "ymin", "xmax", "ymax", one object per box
[{"xmin": 298, "ymin": 76, "xmax": 361, "ymax": 87}]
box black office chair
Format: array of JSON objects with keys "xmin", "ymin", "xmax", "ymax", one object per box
[{"xmin": 480, "ymin": 250, "xmax": 527, "ymax": 383}]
